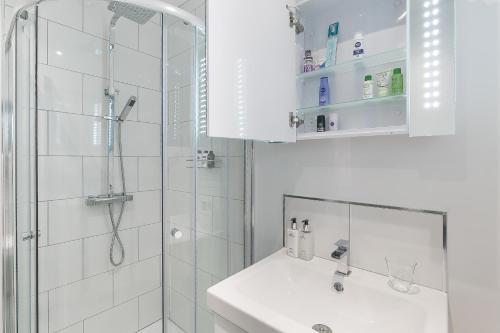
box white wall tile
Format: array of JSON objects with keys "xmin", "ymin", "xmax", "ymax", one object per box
[
  {"xmin": 166, "ymin": 190, "xmax": 193, "ymax": 228},
  {"xmin": 167, "ymin": 21, "xmax": 194, "ymax": 58},
  {"xmin": 83, "ymin": 156, "xmax": 138, "ymax": 196},
  {"xmin": 230, "ymin": 243, "xmax": 244, "ymax": 276},
  {"xmin": 48, "ymin": 22, "xmax": 106, "ymax": 77},
  {"xmin": 38, "ymin": 110, "xmax": 49, "ymax": 155},
  {"xmin": 38, "ymin": 202, "xmax": 48, "ymax": 247},
  {"xmin": 38, "ymin": 156, "xmax": 82, "ymax": 201},
  {"xmin": 38, "ymin": 65, "xmax": 82, "ymax": 114},
  {"xmin": 38, "ymin": 17, "xmax": 48, "ymax": 64},
  {"xmin": 39, "ymin": 0, "xmax": 83, "ymax": 31},
  {"xmin": 57, "ymin": 322, "xmax": 83, "ymax": 333},
  {"xmin": 139, "ymin": 223, "xmax": 162, "ymax": 260},
  {"xmin": 39, "ymin": 292, "xmax": 49, "ymax": 333},
  {"xmin": 168, "ymin": 157, "xmax": 193, "ymax": 192},
  {"xmin": 120, "ymin": 190, "xmax": 161, "ymax": 229},
  {"xmin": 168, "ymin": 85, "xmax": 192, "ymax": 124},
  {"xmin": 83, "ymin": 0, "xmax": 139, "ymax": 49},
  {"xmin": 121, "ymin": 121, "xmax": 161, "ymax": 156},
  {"xmin": 195, "ymin": 269, "xmax": 212, "ymax": 311},
  {"xmin": 167, "ymin": 49, "xmax": 193, "ymax": 91},
  {"xmin": 196, "ymin": 233, "xmax": 227, "ymax": 278},
  {"xmin": 48, "ymin": 272, "xmax": 113, "ymax": 332},
  {"xmin": 114, "ymin": 256, "xmax": 161, "ymax": 304},
  {"xmin": 167, "ymin": 121, "xmax": 192, "ymax": 158},
  {"xmin": 138, "ymin": 288, "xmax": 162, "ymax": 329},
  {"xmin": 83, "ymin": 228, "xmax": 138, "ymax": 278},
  {"xmin": 139, "ymin": 22, "xmax": 161, "ymax": 58},
  {"xmin": 169, "ymin": 228, "xmax": 194, "ymax": 265},
  {"xmin": 39, "ymin": 240, "xmax": 83, "ymax": 292},
  {"xmin": 115, "ymin": 45, "xmax": 161, "ymax": 90},
  {"xmin": 197, "ymin": 306, "xmax": 214, "ymax": 333},
  {"xmin": 170, "ymin": 290, "xmax": 195, "ymax": 333},
  {"xmin": 84, "ymin": 298, "xmax": 138, "ymax": 333},
  {"xmin": 196, "ymin": 195, "xmax": 212, "ymax": 234},
  {"xmin": 138, "ymin": 157, "xmax": 161, "ymax": 191},
  {"xmin": 82, "ymin": 75, "xmax": 138, "ymax": 120},
  {"xmin": 138, "ymin": 87, "xmax": 161, "ymax": 124},
  {"xmin": 48, "ymin": 112, "xmax": 106, "ymax": 156},
  {"xmin": 48, "ymin": 198, "xmax": 109, "ymax": 245},
  {"xmin": 212, "ymin": 198, "xmax": 244, "ymax": 245},
  {"xmin": 228, "ymin": 157, "xmax": 244, "ymax": 200},
  {"xmin": 350, "ymin": 206, "xmax": 445, "ymax": 290},
  {"xmin": 170, "ymin": 256, "xmax": 194, "ymax": 300}
]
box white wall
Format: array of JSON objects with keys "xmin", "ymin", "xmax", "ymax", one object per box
[{"xmin": 253, "ymin": 1, "xmax": 500, "ymax": 333}]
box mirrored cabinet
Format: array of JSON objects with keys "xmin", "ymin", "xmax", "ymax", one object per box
[{"xmin": 207, "ymin": 0, "xmax": 455, "ymax": 142}]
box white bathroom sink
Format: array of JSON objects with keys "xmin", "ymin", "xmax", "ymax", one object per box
[{"xmin": 207, "ymin": 249, "xmax": 447, "ymax": 333}]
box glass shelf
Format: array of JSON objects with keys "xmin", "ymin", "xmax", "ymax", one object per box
[
  {"xmin": 297, "ymin": 125, "xmax": 409, "ymax": 141},
  {"xmin": 297, "ymin": 94, "xmax": 406, "ymax": 115},
  {"xmin": 296, "ymin": 48, "xmax": 406, "ymax": 80}
]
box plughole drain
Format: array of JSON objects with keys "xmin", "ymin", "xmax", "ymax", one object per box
[{"xmin": 312, "ymin": 323, "xmax": 333, "ymax": 333}]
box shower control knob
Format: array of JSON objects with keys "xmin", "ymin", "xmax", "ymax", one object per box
[{"xmin": 171, "ymin": 228, "xmax": 183, "ymax": 239}]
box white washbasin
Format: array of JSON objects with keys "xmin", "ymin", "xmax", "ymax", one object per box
[{"xmin": 207, "ymin": 249, "xmax": 447, "ymax": 333}]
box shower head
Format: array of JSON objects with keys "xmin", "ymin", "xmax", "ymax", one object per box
[
  {"xmin": 118, "ymin": 96, "xmax": 137, "ymax": 122},
  {"xmin": 108, "ymin": 1, "xmax": 156, "ymax": 26}
]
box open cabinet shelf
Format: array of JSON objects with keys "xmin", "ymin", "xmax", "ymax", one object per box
[
  {"xmin": 297, "ymin": 94, "xmax": 406, "ymax": 115},
  {"xmin": 297, "ymin": 125, "xmax": 409, "ymax": 141},
  {"xmin": 296, "ymin": 48, "xmax": 406, "ymax": 80}
]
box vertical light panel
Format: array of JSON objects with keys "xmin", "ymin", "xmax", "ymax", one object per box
[{"xmin": 409, "ymin": 0, "xmax": 455, "ymax": 136}]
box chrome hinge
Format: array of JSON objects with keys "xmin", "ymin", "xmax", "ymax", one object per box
[
  {"xmin": 21, "ymin": 231, "xmax": 36, "ymax": 241},
  {"xmin": 286, "ymin": 5, "xmax": 304, "ymax": 34},
  {"xmin": 289, "ymin": 112, "xmax": 304, "ymax": 128}
]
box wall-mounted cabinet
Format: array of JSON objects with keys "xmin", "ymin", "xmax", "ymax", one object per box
[{"xmin": 207, "ymin": 0, "xmax": 455, "ymax": 142}]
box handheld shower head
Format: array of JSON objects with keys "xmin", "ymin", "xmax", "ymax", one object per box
[
  {"xmin": 108, "ymin": 1, "xmax": 156, "ymax": 26},
  {"xmin": 118, "ymin": 96, "xmax": 137, "ymax": 121}
]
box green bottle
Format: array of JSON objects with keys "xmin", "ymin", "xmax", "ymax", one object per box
[{"xmin": 391, "ymin": 68, "xmax": 404, "ymax": 95}]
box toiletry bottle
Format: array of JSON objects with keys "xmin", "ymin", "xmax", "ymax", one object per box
[
  {"xmin": 325, "ymin": 22, "xmax": 339, "ymax": 67},
  {"xmin": 391, "ymin": 68, "xmax": 404, "ymax": 95},
  {"xmin": 328, "ymin": 113, "xmax": 339, "ymax": 131},
  {"xmin": 319, "ymin": 77, "xmax": 330, "ymax": 106},
  {"xmin": 207, "ymin": 150, "xmax": 215, "ymax": 168},
  {"xmin": 317, "ymin": 115, "xmax": 326, "ymax": 132},
  {"xmin": 363, "ymin": 74, "xmax": 374, "ymax": 99},
  {"xmin": 299, "ymin": 219, "xmax": 314, "ymax": 261},
  {"xmin": 286, "ymin": 218, "xmax": 300, "ymax": 258},
  {"xmin": 353, "ymin": 32, "xmax": 364, "ymax": 58},
  {"xmin": 303, "ymin": 50, "xmax": 314, "ymax": 73}
]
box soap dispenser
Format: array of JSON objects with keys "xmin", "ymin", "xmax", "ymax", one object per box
[
  {"xmin": 286, "ymin": 218, "xmax": 299, "ymax": 258},
  {"xmin": 299, "ymin": 219, "xmax": 314, "ymax": 261}
]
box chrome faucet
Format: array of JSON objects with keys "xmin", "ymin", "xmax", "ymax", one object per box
[{"xmin": 331, "ymin": 239, "xmax": 350, "ymax": 293}]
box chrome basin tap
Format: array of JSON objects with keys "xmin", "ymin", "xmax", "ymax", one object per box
[{"xmin": 331, "ymin": 239, "xmax": 351, "ymax": 293}]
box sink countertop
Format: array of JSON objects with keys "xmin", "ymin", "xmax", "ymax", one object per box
[{"xmin": 207, "ymin": 249, "xmax": 448, "ymax": 333}]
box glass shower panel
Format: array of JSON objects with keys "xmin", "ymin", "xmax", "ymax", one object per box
[
  {"xmin": 36, "ymin": 1, "xmax": 163, "ymax": 332},
  {"xmin": 3, "ymin": 6, "xmax": 39, "ymax": 333}
]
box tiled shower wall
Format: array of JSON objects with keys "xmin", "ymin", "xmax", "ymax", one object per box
[
  {"xmin": 34, "ymin": 0, "xmax": 163, "ymax": 332},
  {"xmin": 165, "ymin": 0, "xmax": 246, "ymax": 332}
]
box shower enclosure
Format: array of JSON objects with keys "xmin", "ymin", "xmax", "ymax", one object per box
[{"xmin": 1, "ymin": 0, "xmax": 250, "ymax": 332}]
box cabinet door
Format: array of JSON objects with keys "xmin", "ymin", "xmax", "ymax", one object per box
[
  {"xmin": 207, "ymin": 0, "xmax": 297, "ymax": 142},
  {"xmin": 408, "ymin": 0, "xmax": 455, "ymax": 136}
]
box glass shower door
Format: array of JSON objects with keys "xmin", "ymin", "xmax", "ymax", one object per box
[{"xmin": 2, "ymin": 6, "xmax": 38, "ymax": 333}]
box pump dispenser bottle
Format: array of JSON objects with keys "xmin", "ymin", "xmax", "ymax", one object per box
[
  {"xmin": 299, "ymin": 219, "xmax": 314, "ymax": 261},
  {"xmin": 287, "ymin": 218, "xmax": 300, "ymax": 258}
]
